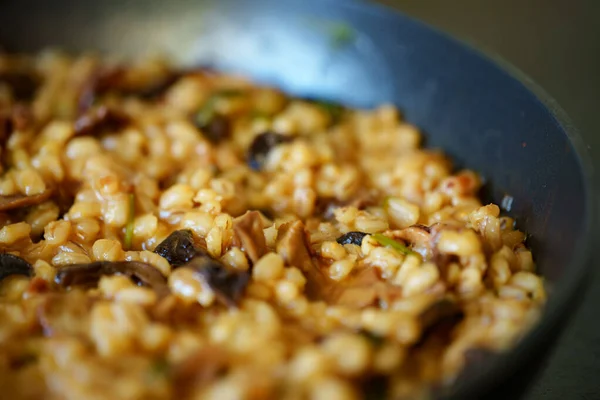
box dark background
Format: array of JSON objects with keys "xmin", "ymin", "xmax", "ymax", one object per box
[{"xmin": 378, "ymin": 1, "xmax": 600, "ymax": 399}]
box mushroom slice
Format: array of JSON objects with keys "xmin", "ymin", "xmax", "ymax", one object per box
[
  {"xmin": 247, "ymin": 132, "xmax": 293, "ymax": 171},
  {"xmin": 185, "ymin": 256, "xmax": 250, "ymax": 308},
  {"xmin": 276, "ymin": 220, "xmax": 328, "ymax": 300},
  {"xmin": 418, "ymin": 298, "xmax": 462, "ymax": 331},
  {"xmin": 73, "ymin": 105, "xmax": 129, "ymax": 136},
  {"xmin": 232, "ymin": 211, "xmax": 267, "ymax": 264},
  {"xmin": 0, "ymin": 188, "xmax": 54, "ymax": 212},
  {"xmin": 0, "ymin": 253, "xmax": 32, "ymax": 281},
  {"xmin": 55, "ymin": 261, "xmax": 168, "ymax": 296}
]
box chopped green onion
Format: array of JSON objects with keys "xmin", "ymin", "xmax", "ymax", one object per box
[
  {"xmin": 214, "ymin": 88, "xmax": 245, "ymax": 98},
  {"xmin": 382, "ymin": 196, "xmax": 391, "ymax": 211},
  {"xmin": 305, "ymin": 19, "xmax": 357, "ymax": 50},
  {"xmin": 371, "ymin": 233, "xmax": 419, "ymax": 257},
  {"xmin": 195, "ymin": 89, "xmax": 245, "ymax": 127},
  {"xmin": 360, "ymin": 330, "xmax": 385, "ymax": 347},
  {"xmin": 315, "ymin": 100, "xmax": 345, "ymax": 125},
  {"xmin": 249, "ymin": 109, "xmax": 271, "ymax": 121},
  {"xmin": 195, "ymin": 105, "xmax": 216, "ymax": 128},
  {"xmin": 150, "ymin": 358, "xmax": 170, "ymax": 377},
  {"xmin": 328, "ymin": 22, "xmax": 357, "ymax": 49},
  {"xmin": 124, "ymin": 193, "xmax": 135, "ymax": 250}
]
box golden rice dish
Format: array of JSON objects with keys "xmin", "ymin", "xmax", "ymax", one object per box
[{"xmin": 0, "ymin": 51, "xmax": 545, "ymax": 400}]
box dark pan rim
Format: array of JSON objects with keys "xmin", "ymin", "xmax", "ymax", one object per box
[{"xmin": 337, "ymin": 0, "xmax": 596, "ymax": 398}]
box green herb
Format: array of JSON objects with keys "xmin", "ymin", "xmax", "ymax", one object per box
[
  {"xmin": 196, "ymin": 89, "xmax": 245, "ymax": 127},
  {"xmin": 305, "ymin": 18, "xmax": 357, "ymax": 50},
  {"xmin": 360, "ymin": 330, "xmax": 385, "ymax": 347},
  {"xmin": 196, "ymin": 104, "xmax": 216, "ymax": 128},
  {"xmin": 314, "ymin": 100, "xmax": 345, "ymax": 125},
  {"xmin": 124, "ymin": 192, "xmax": 135, "ymax": 250},
  {"xmin": 328, "ymin": 22, "xmax": 357, "ymax": 49},
  {"xmin": 150, "ymin": 358, "xmax": 170, "ymax": 377},
  {"xmin": 371, "ymin": 233, "xmax": 419, "ymax": 257},
  {"xmin": 249, "ymin": 109, "xmax": 271, "ymax": 121},
  {"xmin": 382, "ymin": 196, "xmax": 391, "ymax": 211}
]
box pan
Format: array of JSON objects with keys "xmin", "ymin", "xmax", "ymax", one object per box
[{"xmin": 0, "ymin": 0, "xmax": 594, "ymax": 398}]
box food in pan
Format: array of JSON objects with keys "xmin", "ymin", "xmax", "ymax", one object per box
[{"xmin": 0, "ymin": 52, "xmax": 545, "ymax": 399}]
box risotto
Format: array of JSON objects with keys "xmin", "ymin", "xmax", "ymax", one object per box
[{"xmin": 0, "ymin": 51, "xmax": 545, "ymax": 400}]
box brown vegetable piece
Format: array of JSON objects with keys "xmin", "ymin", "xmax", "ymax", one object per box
[
  {"xmin": 198, "ymin": 114, "xmax": 231, "ymax": 144},
  {"xmin": 78, "ymin": 67, "xmax": 182, "ymax": 112},
  {"xmin": 186, "ymin": 256, "xmax": 250, "ymax": 308},
  {"xmin": 154, "ymin": 229, "xmax": 203, "ymax": 267},
  {"xmin": 329, "ymin": 269, "xmax": 380, "ymax": 308},
  {"xmin": 54, "ymin": 261, "xmax": 168, "ymax": 297},
  {"xmin": 418, "ymin": 298, "xmax": 461, "ymax": 331},
  {"xmin": 232, "ymin": 211, "xmax": 267, "ymax": 264},
  {"xmin": 247, "ymin": 132, "xmax": 293, "ymax": 170},
  {"xmin": 0, "ymin": 71, "xmax": 39, "ymax": 101},
  {"xmin": 73, "ymin": 105, "xmax": 129, "ymax": 136},
  {"xmin": 316, "ymin": 188, "xmax": 378, "ymax": 219},
  {"xmin": 0, "ymin": 253, "xmax": 32, "ymax": 281},
  {"xmin": 0, "ymin": 104, "xmax": 33, "ymax": 133},
  {"xmin": 329, "ymin": 268, "xmax": 404, "ymax": 309},
  {"xmin": 276, "ymin": 220, "xmax": 403, "ymax": 308},
  {"xmin": 0, "ymin": 188, "xmax": 54, "ymax": 212},
  {"xmin": 276, "ymin": 220, "xmax": 327, "ymax": 300},
  {"xmin": 0, "ymin": 104, "xmax": 34, "ymax": 170}
]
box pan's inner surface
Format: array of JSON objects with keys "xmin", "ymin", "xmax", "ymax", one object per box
[{"xmin": 0, "ymin": 0, "xmax": 592, "ymax": 399}]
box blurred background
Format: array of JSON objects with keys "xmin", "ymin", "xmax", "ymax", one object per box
[{"xmin": 377, "ymin": 1, "xmax": 600, "ymax": 399}]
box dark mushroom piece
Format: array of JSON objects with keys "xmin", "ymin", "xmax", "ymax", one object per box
[
  {"xmin": 194, "ymin": 89, "xmax": 244, "ymax": 144},
  {"xmin": 247, "ymin": 132, "xmax": 293, "ymax": 171},
  {"xmin": 315, "ymin": 188, "xmax": 378, "ymax": 220},
  {"xmin": 336, "ymin": 231, "xmax": 368, "ymax": 246},
  {"xmin": 0, "ymin": 111, "xmax": 12, "ymax": 171},
  {"xmin": 0, "ymin": 71, "xmax": 40, "ymax": 102},
  {"xmin": 0, "ymin": 188, "xmax": 54, "ymax": 212},
  {"xmin": 361, "ymin": 374, "xmax": 389, "ymax": 400},
  {"xmin": 73, "ymin": 105, "xmax": 130, "ymax": 136},
  {"xmin": 185, "ymin": 255, "xmax": 250, "ymax": 308},
  {"xmin": 197, "ymin": 114, "xmax": 231, "ymax": 144},
  {"xmin": 154, "ymin": 229, "xmax": 204, "ymax": 267},
  {"xmin": 0, "ymin": 253, "xmax": 32, "ymax": 281},
  {"xmin": 78, "ymin": 66, "xmax": 183, "ymax": 113},
  {"xmin": 452, "ymin": 347, "xmax": 498, "ymax": 384},
  {"xmin": 417, "ymin": 298, "xmax": 462, "ymax": 331},
  {"xmin": 54, "ymin": 261, "xmax": 169, "ymax": 297},
  {"xmin": 1, "ymin": 104, "xmax": 34, "ymax": 137},
  {"xmin": 0, "ymin": 193, "xmax": 55, "ymax": 228}
]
